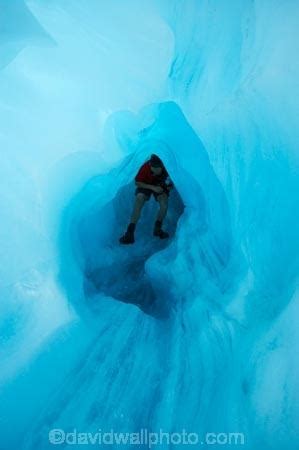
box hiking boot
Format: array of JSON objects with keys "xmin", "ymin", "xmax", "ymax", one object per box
[
  {"xmin": 153, "ymin": 220, "xmax": 169, "ymax": 239},
  {"xmin": 119, "ymin": 223, "xmax": 135, "ymax": 244}
]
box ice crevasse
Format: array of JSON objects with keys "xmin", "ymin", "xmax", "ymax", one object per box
[{"xmin": 0, "ymin": 0, "xmax": 298, "ymax": 449}]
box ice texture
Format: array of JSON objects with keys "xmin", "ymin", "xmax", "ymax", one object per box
[{"xmin": 0, "ymin": 1, "xmax": 298, "ymax": 449}]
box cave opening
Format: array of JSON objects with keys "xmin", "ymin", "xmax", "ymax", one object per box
[
  {"xmin": 80, "ymin": 176, "xmax": 185, "ymax": 318},
  {"xmin": 58, "ymin": 102, "xmax": 233, "ymax": 322}
]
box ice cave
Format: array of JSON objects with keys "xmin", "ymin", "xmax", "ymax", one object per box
[{"xmin": 0, "ymin": 1, "xmax": 298, "ymax": 449}]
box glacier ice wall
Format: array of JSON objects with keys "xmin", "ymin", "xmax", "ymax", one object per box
[{"xmin": 0, "ymin": 0, "xmax": 299, "ymax": 449}]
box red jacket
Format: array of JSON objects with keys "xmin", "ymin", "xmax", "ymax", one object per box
[{"xmin": 135, "ymin": 161, "xmax": 168, "ymax": 186}]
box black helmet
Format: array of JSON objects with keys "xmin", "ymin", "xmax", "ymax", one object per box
[{"xmin": 150, "ymin": 154, "xmax": 163, "ymax": 168}]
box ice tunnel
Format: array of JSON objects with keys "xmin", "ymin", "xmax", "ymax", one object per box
[
  {"xmin": 58, "ymin": 102, "xmax": 232, "ymax": 320},
  {"xmin": 0, "ymin": 1, "xmax": 299, "ymax": 450}
]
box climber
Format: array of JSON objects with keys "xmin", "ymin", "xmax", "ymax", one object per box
[{"xmin": 119, "ymin": 154, "xmax": 174, "ymax": 244}]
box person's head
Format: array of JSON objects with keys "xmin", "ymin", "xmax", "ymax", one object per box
[{"xmin": 150, "ymin": 154, "xmax": 163, "ymax": 175}]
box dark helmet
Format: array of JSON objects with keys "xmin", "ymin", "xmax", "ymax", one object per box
[{"xmin": 150, "ymin": 154, "xmax": 163, "ymax": 168}]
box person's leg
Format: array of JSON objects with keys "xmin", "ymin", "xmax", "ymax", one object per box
[
  {"xmin": 130, "ymin": 193, "xmax": 147, "ymax": 224},
  {"xmin": 154, "ymin": 193, "xmax": 169, "ymax": 239},
  {"xmin": 156, "ymin": 193, "xmax": 168, "ymax": 222},
  {"xmin": 120, "ymin": 193, "xmax": 148, "ymax": 244}
]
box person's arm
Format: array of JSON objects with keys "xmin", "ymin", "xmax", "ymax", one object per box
[
  {"xmin": 161, "ymin": 175, "xmax": 174, "ymax": 192},
  {"xmin": 166, "ymin": 178, "xmax": 174, "ymax": 191},
  {"xmin": 135, "ymin": 181, "xmax": 164, "ymax": 193}
]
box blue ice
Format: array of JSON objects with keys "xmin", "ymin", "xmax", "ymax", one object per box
[{"xmin": 0, "ymin": 1, "xmax": 298, "ymax": 449}]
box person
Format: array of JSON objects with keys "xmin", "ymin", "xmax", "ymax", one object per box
[{"xmin": 119, "ymin": 154, "xmax": 174, "ymax": 244}]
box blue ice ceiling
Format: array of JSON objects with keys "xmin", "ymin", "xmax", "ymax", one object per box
[{"xmin": 0, "ymin": 1, "xmax": 298, "ymax": 449}]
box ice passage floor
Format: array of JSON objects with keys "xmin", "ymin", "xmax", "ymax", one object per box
[{"xmin": 0, "ymin": 1, "xmax": 299, "ymax": 449}]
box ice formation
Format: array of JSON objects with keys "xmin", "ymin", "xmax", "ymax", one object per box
[{"xmin": 0, "ymin": 1, "xmax": 298, "ymax": 449}]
